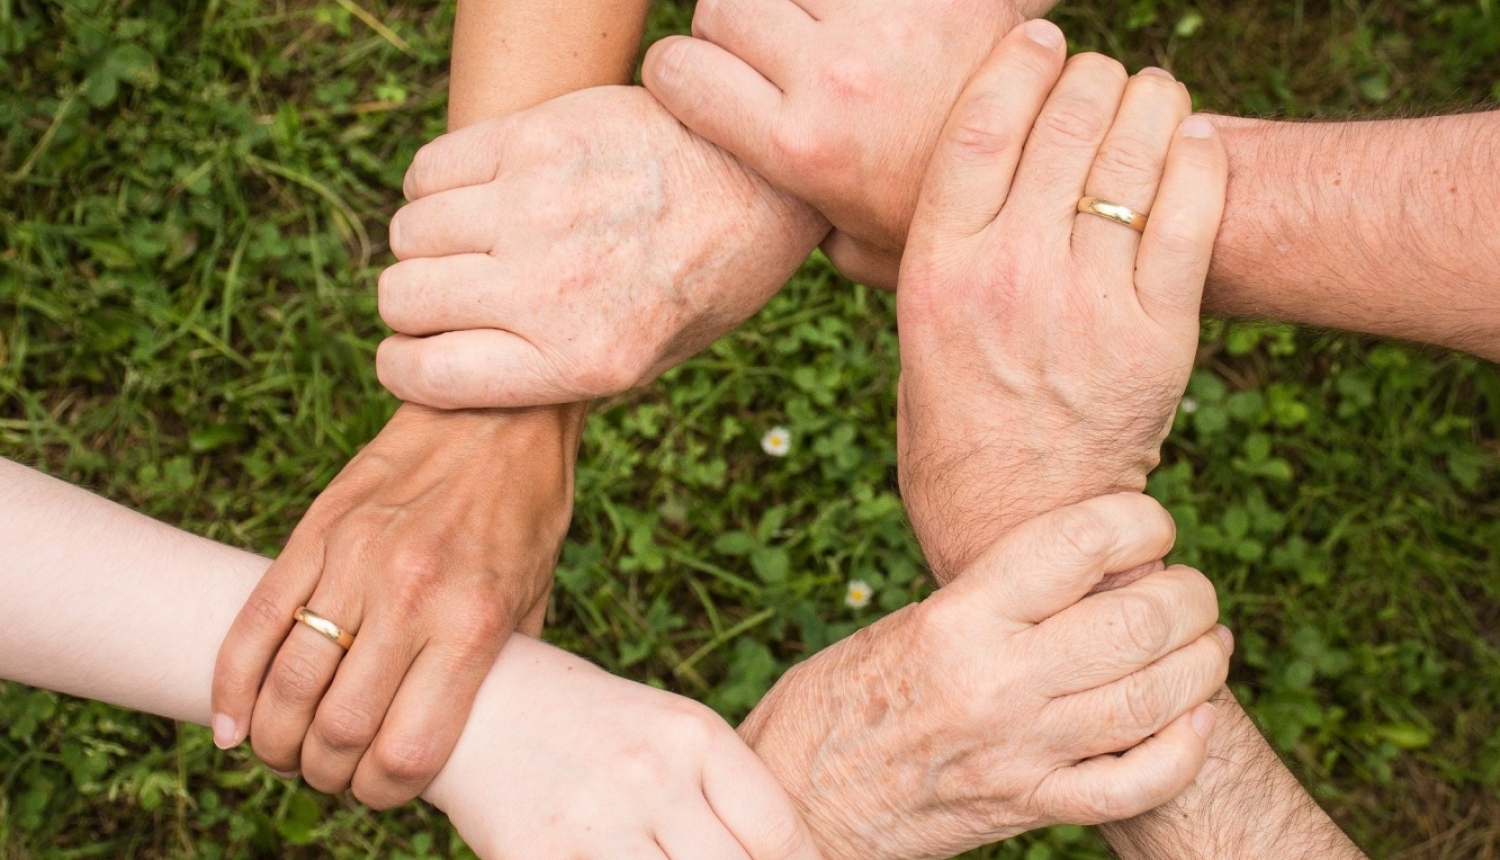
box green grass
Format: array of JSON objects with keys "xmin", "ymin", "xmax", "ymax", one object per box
[{"xmin": 2, "ymin": 0, "xmax": 1498, "ymax": 857}]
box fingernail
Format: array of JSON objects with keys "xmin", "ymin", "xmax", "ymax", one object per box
[
  {"xmin": 1180, "ymin": 115, "xmax": 1214, "ymax": 139},
  {"xmin": 1023, "ymin": 19, "xmax": 1065, "ymax": 50},
  {"xmin": 1190, "ymin": 703, "xmax": 1217, "ymax": 739},
  {"xmin": 212, "ymin": 714, "xmax": 240, "ymax": 750},
  {"xmin": 270, "ymin": 769, "xmax": 299, "ymax": 780},
  {"xmin": 1138, "ymin": 66, "xmax": 1175, "ymax": 79},
  {"xmin": 1212, "ymin": 624, "xmax": 1235, "ymax": 653}
]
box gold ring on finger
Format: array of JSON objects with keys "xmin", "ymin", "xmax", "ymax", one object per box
[
  {"xmin": 294, "ymin": 606, "xmax": 356, "ymax": 650},
  {"xmin": 1077, "ymin": 196, "xmax": 1149, "ymax": 233}
]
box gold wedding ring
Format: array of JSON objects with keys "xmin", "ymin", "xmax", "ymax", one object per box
[
  {"xmin": 1077, "ymin": 196, "xmax": 1149, "ymax": 233},
  {"xmin": 294, "ymin": 606, "xmax": 356, "ymax": 650}
]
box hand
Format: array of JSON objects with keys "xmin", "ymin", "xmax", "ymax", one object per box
[
  {"xmin": 211, "ymin": 402, "xmax": 584, "ymax": 807},
  {"xmin": 642, "ymin": 0, "xmax": 1051, "ymax": 287},
  {"xmin": 738, "ymin": 494, "xmax": 1231, "ymax": 860},
  {"xmin": 375, "ymin": 85, "xmax": 828, "ymax": 409},
  {"xmin": 893, "ymin": 23, "xmax": 1229, "ymax": 579},
  {"xmin": 426, "ymin": 634, "xmax": 825, "ymax": 860}
]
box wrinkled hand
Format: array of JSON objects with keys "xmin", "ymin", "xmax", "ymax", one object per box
[
  {"xmin": 375, "ymin": 85, "xmax": 827, "ymax": 409},
  {"xmin": 894, "ymin": 23, "xmax": 1228, "ymax": 579},
  {"xmin": 212, "ymin": 403, "xmax": 584, "ymax": 808},
  {"xmin": 738, "ymin": 494, "xmax": 1231, "ymax": 860},
  {"xmin": 642, "ymin": 0, "xmax": 1051, "ymax": 287},
  {"xmin": 426, "ymin": 634, "xmax": 823, "ymax": 860}
]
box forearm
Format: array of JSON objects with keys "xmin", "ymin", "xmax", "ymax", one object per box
[
  {"xmin": 0, "ymin": 457, "xmax": 551, "ymax": 809},
  {"xmin": 1100, "ymin": 689, "xmax": 1365, "ymax": 860},
  {"xmin": 1209, "ymin": 112, "xmax": 1500, "ymax": 361},
  {"xmin": 449, "ymin": 0, "xmax": 651, "ymax": 129}
]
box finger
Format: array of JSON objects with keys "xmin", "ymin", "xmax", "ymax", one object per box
[
  {"xmin": 1028, "ymin": 564, "xmax": 1220, "ymax": 694},
  {"xmin": 939, "ymin": 493, "xmax": 1177, "ymax": 625},
  {"xmin": 908, "ymin": 19, "xmax": 1067, "ymax": 242},
  {"xmin": 1071, "ymin": 68, "xmax": 1191, "ymax": 265},
  {"xmin": 377, "ymin": 254, "xmax": 515, "ymax": 336},
  {"xmin": 643, "ymin": 36, "xmax": 785, "ymax": 183},
  {"xmin": 703, "ymin": 735, "xmax": 825, "ymax": 860},
  {"xmin": 388, "ymin": 184, "xmax": 505, "ymax": 260},
  {"xmin": 653, "ymin": 801, "xmax": 753, "ymax": 860},
  {"xmin": 402, "ymin": 119, "xmax": 511, "ymax": 201},
  {"xmin": 211, "ymin": 542, "xmax": 323, "ymax": 750},
  {"xmin": 299, "ymin": 622, "xmax": 420, "ymax": 794},
  {"xmin": 350, "ymin": 638, "xmax": 501, "ymax": 809},
  {"xmin": 1037, "ymin": 703, "xmax": 1216, "ymax": 825},
  {"xmin": 1000, "ymin": 52, "xmax": 1129, "ymax": 239},
  {"xmin": 376, "ymin": 330, "xmax": 579, "ymax": 410},
  {"xmin": 820, "ymin": 231, "xmax": 899, "ymax": 291},
  {"xmin": 691, "ymin": 0, "xmax": 814, "ymax": 86},
  {"xmin": 1047, "ymin": 625, "xmax": 1232, "ymax": 755},
  {"xmin": 1133, "ymin": 114, "xmax": 1228, "ymax": 325},
  {"xmin": 248, "ymin": 585, "xmax": 362, "ymax": 775}
]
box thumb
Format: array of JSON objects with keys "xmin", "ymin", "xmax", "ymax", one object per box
[
  {"xmin": 643, "ymin": 36, "xmax": 794, "ymax": 191},
  {"xmin": 938, "ymin": 493, "xmax": 1178, "ymax": 625}
]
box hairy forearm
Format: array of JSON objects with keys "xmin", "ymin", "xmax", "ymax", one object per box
[
  {"xmin": 1209, "ymin": 112, "xmax": 1500, "ymax": 361},
  {"xmin": 1100, "ymin": 689, "xmax": 1365, "ymax": 860}
]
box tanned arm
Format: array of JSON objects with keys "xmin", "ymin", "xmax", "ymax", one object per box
[{"xmin": 1209, "ymin": 113, "xmax": 1500, "ymax": 362}]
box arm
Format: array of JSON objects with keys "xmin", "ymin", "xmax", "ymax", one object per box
[
  {"xmin": 643, "ymin": 6, "xmax": 1500, "ymax": 361},
  {"xmin": 210, "ymin": 0, "xmax": 651, "ymax": 809},
  {"xmin": 1207, "ymin": 113, "xmax": 1500, "ymax": 362},
  {"xmin": 0, "ymin": 457, "xmax": 823, "ymax": 860},
  {"xmin": 1100, "ymin": 690, "xmax": 1365, "ymax": 860}
]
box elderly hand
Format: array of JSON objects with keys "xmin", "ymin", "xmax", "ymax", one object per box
[
  {"xmin": 642, "ymin": 0, "xmax": 1052, "ymax": 287},
  {"xmin": 426, "ymin": 634, "xmax": 824, "ymax": 860},
  {"xmin": 739, "ymin": 494, "xmax": 1231, "ymax": 860},
  {"xmin": 375, "ymin": 85, "xmax": 827, "ymax": 409},
  {"xmin": 893, "ymin": 22, "xmax": 1228, "ymax": 579},
  {"xmin": 212, "ymin": 403, "xmax": 583, "ymax": 808}
]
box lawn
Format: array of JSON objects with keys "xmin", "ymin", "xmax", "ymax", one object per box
[{"xmin": 2, "ymin": 0, "xmax": 1498, "ymax": 857}]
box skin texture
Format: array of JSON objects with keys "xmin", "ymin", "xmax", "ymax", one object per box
[
  {"xmin": 737, "ymin": 493, "xmax": 1230, "ymax": 860},
  {"xmin": 735, "ymin": 27, "xmax": 1230, "ymax": 860},
  {"xmin": 212, "ymin": 0, "xmax": 658, "ymax": 808},
  {"xmin": 643, "ymin": 0, "xmax": 1500, "ymax": 364},
  {"xmin": 377, "ymin": 86, "xmax": 827, "ymax": 408},
  {"xmin": 642, "ymin": 0, "xmax": 1048, "ymax": 285},
  {"xmin": 894, "ymin": 27, "xmax": 1224, "ymax": 581},
  {"xmin": 1100, "ymin": 689, "xmax": 1368, "ymax": 860},
  {"xmin": 0, "ymin": 457, "xmax": 827, "ymax": 860}
]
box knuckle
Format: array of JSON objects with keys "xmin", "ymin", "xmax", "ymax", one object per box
[
  {"xmin": 769, "ymin": 121, "xmax": 829, "ymax": 174},
  {"xmin": 1120, "ymin": 670, "xmax": 1173, "ymax": 731},
  {"xmin": 1038, "ymin": 96, "xmax": 1110, "ymax": 145},
  {"xmin": 1092, "ymin": 138, "xmax": 1161, "ymax": 179},
  {"xmin": 816, "ymin": 52, "xmax": 878, "ymax": 102},
  {"xmin": 242, "ymin": 591, "xmax": 290, "ymax": 634},
  {"xmin": 948, "ymin": 95, "xmax": 1022, "ymax": 158},
  {"xmin": 314, "ymin": 702, "xmax": 382, "ymax": 755},
  {"xmin": 1051, "ymin": 505, "xmax": 1117, "ymax": 563},
  {"xmin": 1114, "ymin": 591, "xmax": 1173, "ymax": 658},
  {"xmin": 1150, "ymin": 211, "xmax": 1209, "ymax": 259},
  {"xmin": 269, "ymin": 651, "xmax": 328, "ymax": 703},
  {"xmin": 370, "ymin": 732, "xmax": 445, "ymax": 789}
]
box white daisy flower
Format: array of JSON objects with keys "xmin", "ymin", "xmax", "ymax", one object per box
[
  {"xmin": 844, "ymin": 580, "xmax": 874, "ymax": 610},
  {"xmin": 761, "ymin": 426, "xmax": 791, "ymax": 457}
]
